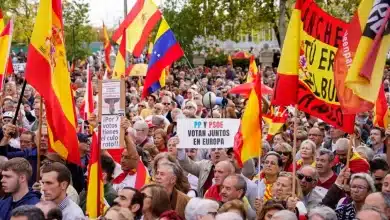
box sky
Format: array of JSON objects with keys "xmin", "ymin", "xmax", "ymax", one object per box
[{"xmin": 84, "ymin": 0, "xmax": 163, "ymax": 28}]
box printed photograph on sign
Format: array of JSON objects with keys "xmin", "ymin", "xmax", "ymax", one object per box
[
  {"xmin": 177, "ymin": 118, "xmax": 240, "ymax": 149},
  {"xmin": 102, "ymin": 80, "xmax": 121, "ymax": 115}
]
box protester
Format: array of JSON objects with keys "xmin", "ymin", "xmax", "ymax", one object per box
[
  {"xmin": 184, "ymin": 198, "xmax": 220, "ymax": 220},
  {"xmin": 35, "ymin": 201, "xmax": 63, "ymax": 220},
  {"xmin": 10, "ymin": 205, "xmax": 45, "ymax": 220},
  {"xmin": 315, "ymin": 149, "xmax": 337, "ymax": 189},
  {"xmin": 297, "ymin": 165, "xmax": 327, "ymax": 210},
  {"xmin": 204, "ymin": 160, "xmax": 235, "ymax": 201}
]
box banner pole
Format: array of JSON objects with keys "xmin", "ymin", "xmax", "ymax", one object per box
[
  {"xmin": 344, "ymin": 133, "xmax": 355, "ymax": 185},
  {"xmin": 292, "ymin": 104, "xmax": 298, "ymax": 197},
  {"xmin": 36, "ymin": 98, "xmax": 43, "ymax": 181}
]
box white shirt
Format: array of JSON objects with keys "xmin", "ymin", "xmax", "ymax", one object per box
[{"xmin": 113, "ymin": 173, "xmax": 137, "ymax": 192}]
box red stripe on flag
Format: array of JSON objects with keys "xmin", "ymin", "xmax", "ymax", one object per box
[
  {"xmin": 272, "ymin": 74, "xmax": 299, "ymax": 106},
  {"xmin": 134, "ymin": 159, "xmax": 147, "ymax": 190},
  {"xmin": 132, "ymin": 11, "xmax": 162, "ymax": 57},
  {"xmin": 112, "ymin": 0, "xmax": 145, "ymax": 41},
  {"xmin": 25, "ymin": 46, "xmax": 80, "ymax": 165}
]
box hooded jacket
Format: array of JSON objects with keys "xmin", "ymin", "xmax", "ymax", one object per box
[{"xmin": 0, "ymin": 190, "xmax": 41, "ymax": 220}]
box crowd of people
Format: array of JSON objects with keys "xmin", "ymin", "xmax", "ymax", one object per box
[{"xmin": 0, "ymin": 52, "xmax": 390, "ymax": 220}]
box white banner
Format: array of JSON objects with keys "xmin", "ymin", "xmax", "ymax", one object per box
[
  {"xmin": 101, "ymin": 115, "xmax": 121, "ymax": 149},
  {"xmin": 177, "ymin": 118, "xmax": 240, "ymax": 148}
]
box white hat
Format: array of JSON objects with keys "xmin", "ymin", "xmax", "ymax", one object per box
[{"xmin": 3, "ymin": 111, "xmax": 14, "ymax": 119}]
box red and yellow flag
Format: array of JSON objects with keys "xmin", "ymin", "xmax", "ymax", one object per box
[
  {"xmin": 147, "ymin": 41, "xmax": 153, "ymax": 60},
  {"xmin": 272, "ymin": 0, "xmax": 355, "ymax": 133},
  {"xmin": 0, "ymin": 19, "xmax": 13, "ymax": 90},
  {"xmin": 227, "ymin": 55, "xmax": 233, "ymax": 66},
  {"xmin": 83, "ymin": 64, "xmax": 94, "ymax": 120},
  {"xmin": 25, "ymin": 0, "xmax": 80, "ymax": 165},
  {"xmin": 0, "ymin": 9, "xmax": 4, "ymax": 32},
  {"xmin": 234, "ymin": 74, "xmax": 262, "ymax": 167},
  {"xmin": 334, "ymin": 0, "xmax": 390, "ymax": 114},
  {"xmin": 113, "ymin": 29, "xmax": 126, "ymax": 79},
  {"xmin": 374, "ymin": 85, "xmax": 389, "ymax": 128},
  {"xmin": 86, "ymin": 131, "xmax": 105, "ymax": 218},
  {"xmin": 246, "ymin": 55, "xmax": 258, "ymax": 83},
  {"xmin": 112, "ymin": 0, "xmax": 162, "ymax": 57},
  {"xmin": 103, "ymin": 23, "xmax": 112, "ymax": 71},
  {"xmin": 263, "ymin": 106, "xmax": 288, "ymax": 140}
]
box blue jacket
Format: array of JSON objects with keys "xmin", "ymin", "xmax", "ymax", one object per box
[{"xmin": 0, "ymin": 190, "xmax": 41, "ymax": 220}]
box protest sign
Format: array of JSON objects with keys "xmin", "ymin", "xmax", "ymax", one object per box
[
  {"xmin": 177, "ymin": 118, "xmax": 240, "ymax": 149},
  {"xmin": 101, "ymin": 79, "xmax": 125, "ymax": 149},
  {"xmin": 13, "ymin": 63, "xmax": 26, "ymax": 73}
]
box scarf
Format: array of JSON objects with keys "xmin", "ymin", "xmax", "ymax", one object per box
[
  {"xmin": 204, "ymin": 184, "xmax": 222, "ymax": 201},
  {"xmin": 112, "ymin": 169, "xmax": 136, "ymax": 184}
]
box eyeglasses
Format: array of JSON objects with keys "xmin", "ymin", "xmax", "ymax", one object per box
[
  {"xmin": 275, "ymin": 151, "xmax": 290, "ymax": 156},
  {"xmin": 297, "ymin": 173, "xmax": 314, "ymax": 183},
  {"xmin": 351, "ymin": 185, "xmax": 368, "ymax": 191},
  {"xmin": 138, "ymin": 105, "xmax": 145, "ymax": 108},
  {"xmin": 308, "ymin": 133, "xmax": 323, "ymax": 137},
  {"xmin": 162, "ymin": 102, "xmax": 170, "ymax": 106}
]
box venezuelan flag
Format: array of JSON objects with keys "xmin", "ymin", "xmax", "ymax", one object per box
[
  {"xmin": 112, "ymin": 0, "xmax": 161, "ymax": 57},
  {"xmin": 0, "ymin": 19, "xmax": 13, "ymax": 90},
  {"xmin": 113, "ymin": 29, "xmax": 126, "ymax": 79},
  {"xmin": 25, "ymin": 0, "xmax": 80, "ymax": 165},
  {"xmin": 86, "ymin": 131, "xmax": 105, "ymax": 218},
  {"xmin": 234, "ymin": 74, "xmax": 262, "ymax": 167},
  {"xmin": 103, "ymin": 23, "xmax": 112, "ymax": 71},
  {"xmin": 246, "ymin": 55, "xmax": 258, "ymax": 83},
  {"xmin": 142, "ymin": 19, "xmax": 184, "ymax": 98}
]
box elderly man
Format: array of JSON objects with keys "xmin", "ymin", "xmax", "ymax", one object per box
[
  {"xmin": 161, "ymin": 95, "xmax": 173, "ymax": 122},
  {"xmin": 308, "ymin": 127, "xmax": 324, "ymax": 149},
  {"xmin": 332, "ymin": 138, "xmax": 370, "ymax": 175},
  {"xmin": 133, "ymin": 120, "xmax": 153, "ymax": 148},
  {"xmin": 355, "ymin": 206, "xmax": 388, "ymax": 220},
  {"xmin": 204, "ymin": 160, "xmax": 235, "ymax": 201},
  {"xmin": 177, "ymin": 147, "xmax": 229, "ymax": 196},
  {"xmin": 298, "ymin": 165, "xmax": 328, "ymax": 210},
  {"xmin": 316, "ymin": 149, "xmax": 337, "ymax": 189},
  {"xmin": 369, "ymin": 127, "xmax": 386, "ymax": 155},
  {"xmin": 155, "ymin": 162, "xmax": 190, "ymax": 219},
  {"xmin": 364, "ymin": 192, "xmax": 390, "ymax": 219}
]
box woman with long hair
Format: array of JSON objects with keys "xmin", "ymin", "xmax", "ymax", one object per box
[{"xmin": 296, "ymin": 139, "xmax": 316, "ymax": 170}]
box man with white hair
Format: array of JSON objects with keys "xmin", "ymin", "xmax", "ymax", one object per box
[
  {"xmin": 132, "ymin": 120, "xmax": 153, "ymax": 148},
  {"xmin": 184, "ymin": 198, "xmax": 219, "ymax": 220},
  {"xmin": 298, "ymin": 165, "xmax": 328, "ymax": 210},
  {"xmin": 356, "ymin": 206, "xmax": 388, "ymax": 220},
  {"xmin": 215, "ymin": 212, "xmax": 244, "ymax": 220},
  {"xmin": 333, "ymin": 138, "xmax": 370, "ymax": 175},
  {"xmin": 161, "ymin": 95, "xmax": 173, "ymax": 122},
  {"xmin": 271, "ymin": 210, "xmax": 298, "ymax": 220},
  {"xmin": 308, "ymin": 205, "xmax": 337, "ymax": 220}
]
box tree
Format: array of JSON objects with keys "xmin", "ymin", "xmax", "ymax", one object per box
[{"xmin": 63, "ymin": 0, "xmax": 93, "ymax": 61}]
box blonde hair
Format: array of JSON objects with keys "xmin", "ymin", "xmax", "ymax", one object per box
[
  {"xmin": 300, "ymin": 139, "xmax": 317, "ymax": 160},
  {"xmin": 278, "ymin": 171, "xmax": 303, "ymax": 200},
  {"xmin": 104, "ymin": 206, "xmax": 134, "ymax": 220},
  {"xmin": 218, "ymin": 200, "xmax": 247, "ymax": 219}
]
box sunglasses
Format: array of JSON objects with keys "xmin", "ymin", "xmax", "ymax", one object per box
[
  {"xmin": 162, "ymin": 102, "xmax": 170, "ymax": 105},
  {"xmin": 297, "ymin": 173, "xmax": 314, "ymax": 183},
  {"xmin": 275, "ymin": 151, "xmax": 290, "ymax": 156}
]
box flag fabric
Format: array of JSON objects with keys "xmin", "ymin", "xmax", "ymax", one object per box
[
  {"xmin": 334, "ymin": 0, "xmax": 390, "ymax": 114},
  {"xmin": 0, "ymin": 19, "xmax": 13, "ymax": 90},
  {"xmin": 83, "ymin": 64, "xmax": 94, "ymax": 120},
  {"xmin": 142, "ymin": 19, "xmax": 184, "ymax": 98},
  {"xmin": 103, "ymin": 23, "xmax": 112, "ymax": 71},
  {"xmin": 227, "ymin": 55, "xmax": 233, "ymax": 66},
  {"xmin": 24, "ymin": 0, "xmax": 80, "ymax": 165},
  {"xmin": 374, "ymin": 85, "xmax": 389, "ymax": 128},
  {"xmin": 0, "ymin": 9, "xmax": 4, "ymax": 32},
  {"xmin": 246, "ymin": 55, "xmax": 258, "ymax": 83},
  {"xmin": 112, "ymin": 0, "xmax": 162, "ymax": 57},
  {"xmin": 147, "ymin": 42, "xmax": 153, "ymax": 60},
  {"xmin": 229, "ymin": 82, "xmax": 273, "ymax": 98},
  {"xmin": 113, "ymin": 29, "xmax": 126, "ymax": 79},
  {"xmin": 234, "ymin": 74, "xmax": 262, "ymax": 167},
  {"xmin": 272, "ymin": 0, "xmax": 355, "ymax": 133},
  {"xmin": 86, "ymin": 131, "xmax": 105, "ymax": 218},
  {"xmin": 263, "ymin": 106, "xmax": 288, "ymax": 140}
]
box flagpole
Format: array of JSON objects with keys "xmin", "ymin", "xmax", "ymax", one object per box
[
  {"xmin": 36, "ymin": 98, "xmax": 43, "ymax": 181},
  {"xmin": 344, "ymin": 134, "xmax": 355, "ymax": 185},
  {"xmin": 257, "ymin": 73, "xmax": 263, "ymax": 198},
  {"xmin": 12, "ymin": 80, "xmax": 27, "ymax": 125},
  {"xmin": 292, "ymin": 104, "xmax": 298, "ymax": 197}
]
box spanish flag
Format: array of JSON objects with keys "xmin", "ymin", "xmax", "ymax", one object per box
[
  {"xmin": 227, "ymin": 55, "xmax": 233, "ymax": 66},
  {"xmin": 103, "ymin": 23, "xmax": 112, "ymax": 71},
  {"xmin": 0, "ymin": 19, "xmax": 13, "ymax": 90},
  {"xmin": 374, "ymin": 85, "xmax": 389, "ymax": 128},
  {"xmin": 271, "ymin": 0, "xmax": 301, "ymax": 106},
  {"xmin": 112, "ymin": 0, "xmax": 162, "ymax": 57},
  {"xmin": 83, "ymin": 64, "xmax": 94, "ymax": 120},
  {"xmin": 263, "ymin": 106, "xmax": 287, "ymax": 140},
  {"xmin": 25, "ymin": 0, "xmax": 80, "ymax": 165},
  {"xmin": 344, "ymin": 0, "xmax": 390, "ymax": 109},
  {"xmin": 86, "ymin": 131, "xmax": 105, "ymax": 218},
  {"xmin": 0, "ymin": 9, "xmax": 4, "ymax": 32},
  {"xmin": 113, "ymin": 29, "xmax": 126, "ymax": 79},
  {"xmin": 246, "ymin": 55, "xmax": 258, "ymax": 83},
  {"xmin": 234, "ymin": 73, "xmax": 262, "ymax": 167}
]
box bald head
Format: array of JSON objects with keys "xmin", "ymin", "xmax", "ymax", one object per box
[
  {"xmin": 36, "ymin": 201, "xmax": 58, "ymax": 218},
  {"xmin": 214, "ymin": 160, "xmax": 235, "ymax": 185}
]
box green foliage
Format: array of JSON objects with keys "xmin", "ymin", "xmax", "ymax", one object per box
[
  {"xmin": 204, "ymin": 52, "xmax": 249, "ymax": 68},
  {"xmin": 63, "ymin": 0, "xmax": 93, "ymax": 61}
]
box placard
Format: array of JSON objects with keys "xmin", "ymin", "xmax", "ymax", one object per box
[
  {"xmin": 177, "ymin": 118, "xmax": 240, "ymax": 148},
  {"xmin": 100, "ymin": 79, "xmax": 125, "ymax": 149},
  {"xmin": 13, "ymin": 63, "xmax": 26, "ymax": 73}
]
